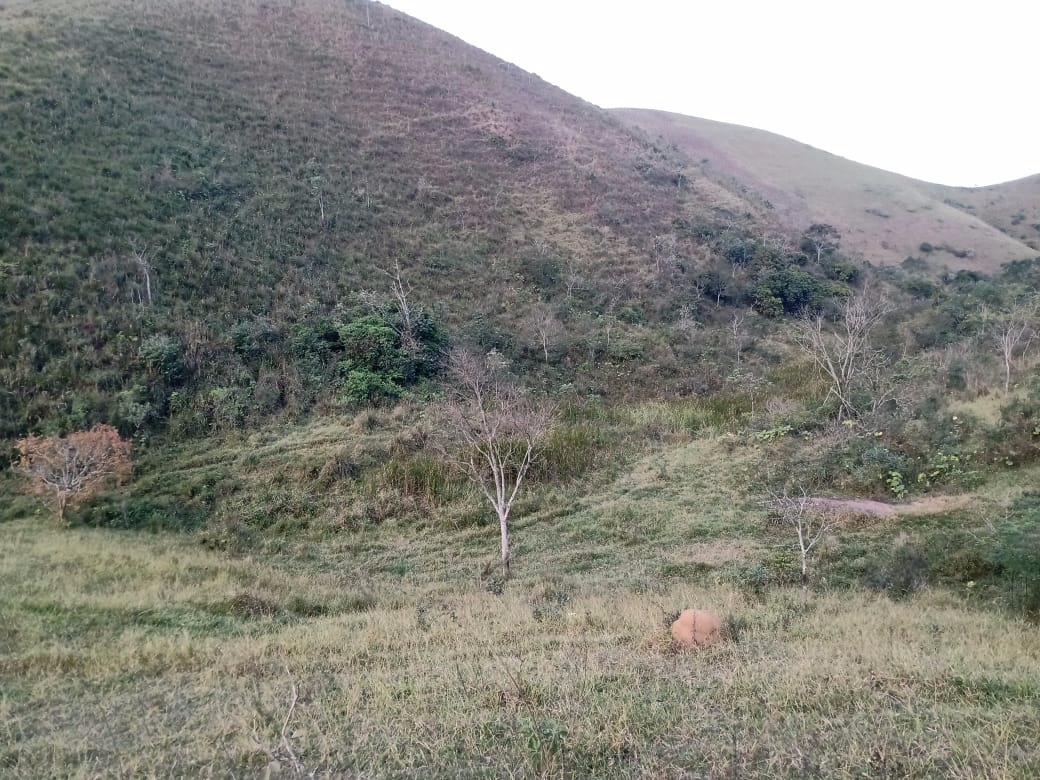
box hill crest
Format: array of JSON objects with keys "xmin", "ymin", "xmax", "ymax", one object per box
[{"xmin": 612, "ymin": 108, "xmax": 1038, "ymax": 271}]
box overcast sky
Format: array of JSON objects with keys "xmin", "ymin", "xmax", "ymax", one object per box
[{"xmin": 383, "ymin": 0, "xmax": 1039, "ymax": 187}]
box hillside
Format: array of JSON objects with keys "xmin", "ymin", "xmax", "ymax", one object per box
[
  {"xmin": 1, "ymin": 0, "xmax": 795, "ymax": 436},
  {"xmin": 613, "ymin": 109, "xmax": 1038, "ymax": 271},
  {"xmin": 3, "ymin": 1, "xmax": 1040, "ymax": 776},
  {"xmin": 933, "ymin": 174, "xmax": 1040, "ymax": 252}
]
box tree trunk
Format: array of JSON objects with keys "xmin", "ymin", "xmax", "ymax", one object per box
[
  {"xmin": 499, "ymin": 512, "xmax": 511, "ymax": 577},
  {"xmin": 57, "ymin": 492, "xmax": 68, "ymax": 526}
]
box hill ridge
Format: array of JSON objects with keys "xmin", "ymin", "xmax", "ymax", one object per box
[{"xmin": 612, "ymin": 108, "xmax": 1039, "ymax": 270}]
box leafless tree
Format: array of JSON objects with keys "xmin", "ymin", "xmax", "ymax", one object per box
[
  {"xmin": 130, "ymin": 243, "xmax": 154, "ymax": 305},
  {"xmin": 358, "ymin": 260, "xmax": 423, "ymax": 359},
  {"xmin": 435, "ymin": 348, "xmax": 555, "ymax": 576},
  {"xmin": 562, "ymin": 258, "xmax": 585, "ymax": 301},
  {"xmin": 651, "ymin": 233, "xmax": 679, "ymax": 275},
  {"xmin": 768, "ymin": 487, "xmax": 832, "ymax": 592},
  {"xmin": 598, "ymin": 278, "xmax": 627, "ymax": 351},
  {"xmin": 764, "ymin": 233, "xmax": 796, "ymax": 256},
  {"xmin": 384, "ymin": 260, "xmax": 422, "ymax": 359},
  {"xmin": 989, "ymin": 301, "xmax": 1037, "ymax": 394},
  {"xmin": 794, "ymin": 288, "xmax": 894, "ymax": 420},
  {"xmin": 728, "ymin": 311, "xmax": 751, "ymax": 364},
  {"xmin": 310, "ymin": 174, "xmax": 325, "ymax": 226},
  {"xmin": 524, "ymin": 306, "xmax": 558, "ymax": 364},
  {"xmin": 674, "ymin": 303, "xmax": 701, "ymax": 336}
]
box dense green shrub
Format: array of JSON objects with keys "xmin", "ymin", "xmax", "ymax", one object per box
[
  {"xmin": 139, "ymin": 334, "xmax": 186, "ymax": 385},
  {"xmin": 992, "ymin": 493, "xmax": 1040, "ymax": 617},
  {"xmin": 341, "ymin": 368, "xmax": 403, "ymax": 405}
]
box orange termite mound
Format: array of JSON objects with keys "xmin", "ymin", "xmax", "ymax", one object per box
[{"xmin": 670, "ymin": 609, "xmax": 723, "ymax": 648}]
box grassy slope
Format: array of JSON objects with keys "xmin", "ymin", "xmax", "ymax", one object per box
[
  {"xmin": 3, "ymin": 414, "xmax": 1040, "ymax": 776},
  {"xmin": 613, "ymin": 109, "xmax": 1038, "ymax": 272},
  {"xmin": 934, "ymin": 174, "xmax": 1040, "ymax": 253},
  {"xmin": 0, "ymin": 0, "xmax": 782, "ymax": 432}
]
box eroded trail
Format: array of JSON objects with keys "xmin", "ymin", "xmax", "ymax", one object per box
[{"xmin": 801, "ymin": 494, "xmax": 973, "ymax": 518}]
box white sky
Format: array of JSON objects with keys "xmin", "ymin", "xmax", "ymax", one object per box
[{"xmin": 382, "ymin": 0, "xmax": 1040, "ymax": 187}]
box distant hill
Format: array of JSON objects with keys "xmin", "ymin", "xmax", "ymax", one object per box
[
  {"xmin": 929, "ymin": 174, "xmax": 1040, "ymax": 254},
  {"xmin": 612, "ymin": 109, "xmax": 1038, "ymax": 271}
]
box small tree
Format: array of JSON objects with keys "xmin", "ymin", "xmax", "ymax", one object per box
[
  {"xmin": 794, "ymin": 287, "xmax": 894, "ymax": 419},
  {"xmin": 986, "ymin": 301, "xmax": 1037, "ymax": 394},
  {"xmin": 769, "ymin": 488, "xmax": 832, "ymax": 593},
  {"xmin": 523, "ymin": 305, "xmax": 559, "ymax": 364},
  {"xmin": 14, "ymin": 424, "xmax": 131, "ymax": 525},
  {"xmin": 728, "ymin": 310, "xmax": 751, "ymax": 364},
  {"xmin": 436, "ymin": 348, "xmax": 555, "ymax": 576},
  {"xmin": 800, "ymin": 223, "xmax": 841, "ymax": 264}
]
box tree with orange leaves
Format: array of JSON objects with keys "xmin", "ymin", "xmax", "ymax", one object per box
[{"xmin": 14, "ymin": 424, "xmax": 131, "ymax": 525}]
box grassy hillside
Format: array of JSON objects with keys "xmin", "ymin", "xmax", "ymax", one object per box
[
  {"xmin": 934, "ymin": 174, "xmax": 1040, "ymax": 253},
  {"xmin": 2, "ymin": 0, "xmax": 800, "ymax": 436},
  {"xmin": 613, "ymin": 109, "xmax": 1038, "ymax": 272}
]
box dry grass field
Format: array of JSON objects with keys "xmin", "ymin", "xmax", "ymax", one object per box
[
  {"xmin": 3, "ymin": 414, "xmax": 1040, "ymax": 777},
  {"xmin": 3, "ymin": 519, "xmax": 1039, "ymax": 777}
]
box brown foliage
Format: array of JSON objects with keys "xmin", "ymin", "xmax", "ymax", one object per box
[{"xmin": 14, "ymin": 424, "xmax": 131, "ymax": 525}]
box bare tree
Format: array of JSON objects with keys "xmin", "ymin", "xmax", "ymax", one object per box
[
  {"xmin": 562, "ymin": 258, "xmax": 586, "ymax": 302},
  {"xmin": 384, "ymin": 260, "xmax": 422, "ymax": 359},
  {"xmin": 674, "ymin": 303, "xmax": 701, "ymax": 337},
  {"xmin": 989, "ymin": 302, "xmax": 1037, "ymax": 394},
  {"xmin": 728, "ymin": 311, "xmax": 751, "ymax": 365},
  {"xmin": 523, "ymin": 306, "xmax": 558, "ymax": 364},
  {"xmin": 768, "ymin": 488, "xmax": 832, "ymax": 592},
  {"xmin": 794, "ymin": 288, "xmax": 894, "ymax": 420},
  {"xmin": 130, "ymin": 243, "xmax": 154, "ymax": 305},
  {"xmin": 358, "ymin": 260, "xmax": 423, "ymax": 360},
  {"xmin": 15, "ymin": 424, "xmax": 131, "ymax": 525},
  {"xmin": 651, "ymin": 233, "xmax": 679, "ymax": 275},
  {"xmin": 598, "ymin": 278, "xmax": 627, "ymax": 352},
  {"xmin": 436, "ymin": 348, "xmax": 555, "ymax": 576},
  {"xmin": 310, "ymin": 175, "xmax": 325, "ymax": 226}
]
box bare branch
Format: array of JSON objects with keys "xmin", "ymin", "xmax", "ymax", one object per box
[
  {"xmin": 433, "ymin": 347, "xmax": 556, "ymax": 576},
  {"xmin": 766, "ymin": 486, "xmax": 833, "ymax": 592},
  {"xmin": 793, "ymin": 287, "xmax": 894, "ymax": 420}
]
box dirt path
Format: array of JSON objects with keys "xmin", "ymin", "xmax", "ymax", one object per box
[
  {"xmin": 801, "ymin": 494, "xmax": 972, "ymax": 518},
  {"xmin": 804, "ymin": 497, "xmax": 897, "ymax": 517}
]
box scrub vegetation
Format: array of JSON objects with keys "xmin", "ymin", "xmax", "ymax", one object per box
[{"xmin": 2, "ymin": 0, "xmax": 1039, "ymax": 776}]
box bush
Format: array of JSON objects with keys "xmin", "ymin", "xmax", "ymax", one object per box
[
  {"xmin": 338, "ymin": 315, "xmax": 406, "ymax": 376},
  {"xmin": 139, "ymin": 334, "xmax": 185, "ymax": 385},
  {"xmin": 992, "ymin": 494, "xmax": 1040, "ymax": 616},
  {"xmin": 342, "ymin": 368, "xmax": 403, "ymax": 405},
  {"xmin": 865, "ymin": 543, "xmax": 930, "ymax": 598}
]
